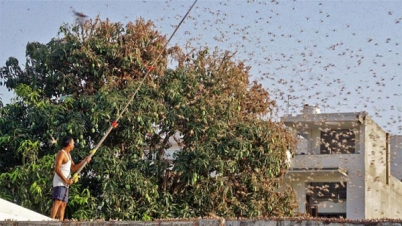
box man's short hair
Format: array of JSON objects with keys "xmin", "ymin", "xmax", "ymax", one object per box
[{"xmin": 62, "ymin": 137, "xmax": 73, "ymax": 148}]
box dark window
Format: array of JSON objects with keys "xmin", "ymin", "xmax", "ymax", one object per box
[
  {"xmin": 307, "ymin": 182, "xmax": 347, "ymax": 203},
  {"xmin": 318, "ymin": 213, "xmax": 346, "ymax": 218},
  {"xmin": 321, "ymin": 129, "xmax": 355, "ymax": 154}
]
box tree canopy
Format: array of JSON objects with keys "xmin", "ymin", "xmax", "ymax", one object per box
[{"xmin": 0, "ymin": 17, "xmax": 297, "ymax": 220}]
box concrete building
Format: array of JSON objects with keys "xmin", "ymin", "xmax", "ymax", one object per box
[{"xmin": 282, "ymin": 105, "xmax": 402, "ymax": 219}]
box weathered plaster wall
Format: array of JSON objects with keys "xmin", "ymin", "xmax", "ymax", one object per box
[
  {"xmin": 364, "ymin": 118, "xmax": 402, "ymax": 219},
  {"xmin": 1, "ymin": 219, "xmax": 402, "ymax": 226},
  {"xmin": 365, "ymin": 176, "xmax": 402, "ymax": 219},
  {"xmin": 364, "ymin": 117, "xmax": 387, "ymax": 183}
]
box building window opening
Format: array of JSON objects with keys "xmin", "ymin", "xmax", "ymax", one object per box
[
  {"xmin": 321, "ymin": 129, "xmax": 355, "ymax": 154},
  {"xmin": 318, "ymin": 213, "xmax": 346, "ymax": 218},
  {"xmin": 306, "ymin": 182, "xmax": 347, "ymax": 218},
  {"xmin": 307, "ymin": 182, "xmax": 347, "ymax": 202}
]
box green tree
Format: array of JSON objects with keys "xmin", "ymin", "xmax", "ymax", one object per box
[{"xmin": 0, "ymin": 17, "xmax": 297, "ymax": 220}]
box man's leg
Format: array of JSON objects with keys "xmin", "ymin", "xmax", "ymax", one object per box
[
  {"xmin": 58, "ymin": 202, "xmax": 67, "ymax": 221},
  {"xmin": 51, "ymin": 186, "xmax": 69, "ymax": 220},
  {"xmin": 50, "ymin": 199, "xmax": 62, "ymax": 219}
]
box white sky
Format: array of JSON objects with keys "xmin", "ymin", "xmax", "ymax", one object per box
[{"xmin": 0, "ymin": 0, "xmax": 401, "ymax": 134}]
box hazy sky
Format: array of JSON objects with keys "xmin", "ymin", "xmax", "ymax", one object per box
[{"xmin": 1, "ymin": 0, "xmax": 401, "ymax": 134}]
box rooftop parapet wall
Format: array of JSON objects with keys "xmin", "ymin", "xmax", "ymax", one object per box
[
  {"xmin": 1, "ymin": 219, "xmax": 402, "ymax": 226},
  {"xmin": 283, "ymin": 111, "xmax": 366, "ymax": 124}
]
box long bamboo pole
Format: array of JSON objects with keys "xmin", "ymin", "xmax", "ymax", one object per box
[{"xmin": 71, "ymin": 0, "xmax": 198, "ymax": 181}]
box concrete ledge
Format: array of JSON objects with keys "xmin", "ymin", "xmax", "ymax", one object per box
[{"xmin": 1, "ymin": 220, "xmax": 402, "ymax": 226}]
